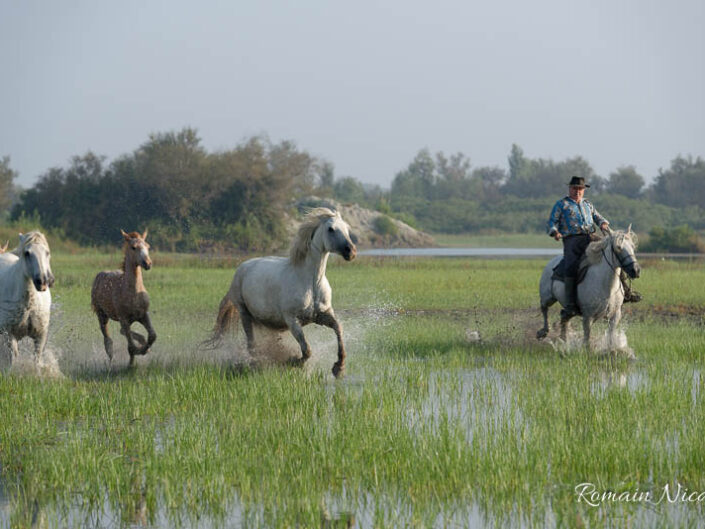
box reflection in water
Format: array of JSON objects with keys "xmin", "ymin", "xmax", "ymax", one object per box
[
  {"xmin": 591, "ymin": 365, "xmax": 646, "ymax": 397},
  {"xmin": 407, "ymin": 367, "xmax": 523, "ymax": 442}
]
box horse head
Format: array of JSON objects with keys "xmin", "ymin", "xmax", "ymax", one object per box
[
  {"xmin": 610, "ymin": 225, "xmax": 640, "ymax": 279},
  {"xmin": 18, "ymin": 231, "xmax": 54, "ymax": 291},
  {"xmin": 121, "ymin": 229, "xmax": 152, "ymax": 270},
  {"xmin": 291, "ymin": 208, "xmax": 357, "ymax": 263},
  {"xmin": 319, "ymin": 212, "xmax": 357, "ymax": 261}
]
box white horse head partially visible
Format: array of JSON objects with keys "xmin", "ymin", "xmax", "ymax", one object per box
[
  {"xmin": 290, "ymin": 208, "xmax": 357, "ymax": 265},
  {"xmin": 585, "ymin": 225, "xmax": 640, "ymax": 279},
  {"xmin": 14, "ymin": 231, "xmax": 55, "ymax": 292}
]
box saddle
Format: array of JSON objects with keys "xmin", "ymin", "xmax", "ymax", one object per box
[{"xmin": 551, "ymin": 256, "xmax": 590, "ymax": 284}]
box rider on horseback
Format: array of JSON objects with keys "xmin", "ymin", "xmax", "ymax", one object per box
[{"xmin": 547, "ymin": 176, "xmax": 641, "ymax": 320}]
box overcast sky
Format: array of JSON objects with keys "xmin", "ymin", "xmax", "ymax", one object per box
[{"xmin": 2, "ymin": 0, "xmax": 703, "ymax": 188}]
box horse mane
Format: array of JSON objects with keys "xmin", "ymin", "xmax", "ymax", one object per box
[
  {"xmin": 585, "ymin": 230, "xmax": 637, "ymax": 265},
  {"xmin": 289, "ymin": 208, "xmax": 339, "ymax": 265},
  {"xmin": 11, "ymin": 231, "xmax": 49, "ymax": 256},
  {"xmin": 121, "ymin": 232, "xmax": 144, "ymax": 271}
]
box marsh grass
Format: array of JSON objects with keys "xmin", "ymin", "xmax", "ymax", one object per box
[{"xmin": 1, "ymin": 255, "xmax": 704, "ymax": 528}]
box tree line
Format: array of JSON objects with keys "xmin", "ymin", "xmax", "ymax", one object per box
[
  {"xmin": 385, "ymin": 145, "xmax": 705, "ymax": 237},
  {"xmin": 2, "ymin": 129, "xmax": 704, "ymax": 251},
  {"xmin": 4, "ymin": 130, "xmax": 325, "ymax": 251}
]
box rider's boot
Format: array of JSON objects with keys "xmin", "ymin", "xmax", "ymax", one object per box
[
  {"xmin": 560, "ymin": 276, "xmax": 581, "ymax": 320},
  {"xmin": 620, "ymin": 270, "xmax": 642, "ymax": 303}
]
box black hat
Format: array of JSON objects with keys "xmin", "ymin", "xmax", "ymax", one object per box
[{"xmin": 567, "ymin": 176, "xmax": 590, "ymax": 188}]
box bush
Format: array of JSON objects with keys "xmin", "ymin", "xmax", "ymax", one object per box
[
  {"xmin": 641, "ymin": 225, "xmax": 705, "ymax": 253},
  {"xmin": 373, "ymin": 215, "xmax": 399, "ymax": 237}
]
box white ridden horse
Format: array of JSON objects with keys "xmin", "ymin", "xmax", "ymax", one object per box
[
  {"xmin": 537, "ymin": 227, "xmax": 641, "ymax": 350},
  {"xmin": 0, "ymin": 231, "xmax": 55, "ymax": 367},
  {"xmin": 207, "ymin": 208, "xmax": 357, "ymax": 377}
]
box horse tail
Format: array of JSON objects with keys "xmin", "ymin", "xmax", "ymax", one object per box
[{"xmin": 203, "ymin": 295, "xmax": 239, "ymax": 349}]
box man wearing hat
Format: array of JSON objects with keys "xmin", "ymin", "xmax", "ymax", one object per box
[{"xmin": 547, "ymin": 176, "xmax": 639, "ymax": 320}]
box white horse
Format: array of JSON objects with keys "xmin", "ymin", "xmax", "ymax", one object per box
[
  {"xmin": 207, "ymin": 208, "xmax": 357, "ymax": 377},
  {"xmin": 537, "ymin": 227, "xmax": 641, "ymax": 350},
  {"xmin": 0, "ymin": 231, "xmax": 55, "ymax": 366}
]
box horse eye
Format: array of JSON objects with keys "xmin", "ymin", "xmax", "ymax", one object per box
[
  {"xmin": 328, "ymin": 227, "xmax": 335, "ymax": 233},
  {"xmin": 24, "ymin": 251, "xmax": 30, "ymax": 258}
]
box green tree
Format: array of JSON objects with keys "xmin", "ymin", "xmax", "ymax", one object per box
[
  {"xmin": 316, "ymin": 160, "xmax": 335, "ymax": 195},
  {"xmin": 333, "ymin": 177, "xmax": 366, "ymax": 204},
  {"xmin": 134, "ymin": 128, "xmax": 207, "ymax": 226},
  {"xmin": 650, "ymin": 155, "xmax": 705, "ymax": 207},
  {"xmin": 0, "ymin": 156, "xmax": 18, "ymax": 215},
  {"xmin": 608, "ymin": 166, "xmax": 644, "ymax": 198}
]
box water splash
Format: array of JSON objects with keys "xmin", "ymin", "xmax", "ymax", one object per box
[{"xmin": 545, "ymin": 327, "xmax": 635, "ymax": 360}]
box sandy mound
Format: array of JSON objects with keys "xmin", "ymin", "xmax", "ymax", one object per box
[{"xmin": 294, "ymin": 197, "xmax": 435, "ymax": 248}]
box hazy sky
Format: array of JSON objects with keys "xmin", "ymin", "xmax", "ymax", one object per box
[{"xmin": 2, "ymin": 0, "xmax": 704, "ymax": 188}]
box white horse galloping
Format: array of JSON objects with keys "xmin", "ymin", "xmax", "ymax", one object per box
[
  {"xmin": 0, "ymin": 231, "xmax": 55, "ymax": 366},
  {"xmin": 537, "ymin": 227, "xmax": 641, "ymax": 350},
  {"xmin": 207, "ymin": 208, "xmax": 357, "ymax": 377}
]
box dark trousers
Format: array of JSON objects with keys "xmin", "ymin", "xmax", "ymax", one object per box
[{"xmin": 563, "ymin": 234, "xmax": 591, "ymax": 277}]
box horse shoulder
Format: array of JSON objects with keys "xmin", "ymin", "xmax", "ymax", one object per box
[{"xmin": 314, "ymin": 277, "xmax": 333, "ymax": 312}]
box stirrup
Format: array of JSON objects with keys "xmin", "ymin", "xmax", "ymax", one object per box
[{"xmin": 623, "ymin": 290, "xmax": 642, "ymax": 303}]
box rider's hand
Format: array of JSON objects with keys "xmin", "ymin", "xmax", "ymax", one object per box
[{"xmin": 553, "ymin": 232, "xmax": 562, "ymax": 241}]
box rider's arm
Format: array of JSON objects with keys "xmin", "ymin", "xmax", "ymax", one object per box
[
  {"xmin": 547, "ymin": 200, "xmax": 562, "ymax": 238},
  {"xmin": 590, "ymin": 204, "xmax": 609, "ymax": 231}
]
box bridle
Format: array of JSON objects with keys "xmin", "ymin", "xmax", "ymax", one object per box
[{"xmin": 600, "ymin": 234, "xmax": 637, "ymax": 294}]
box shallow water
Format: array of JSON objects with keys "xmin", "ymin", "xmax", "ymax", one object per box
[{"xmin": 2, "ymin": 307, "xmax": 703, "ymax": 528}]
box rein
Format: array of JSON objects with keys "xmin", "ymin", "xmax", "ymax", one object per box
[{"xmin": 600, "ymin": 238, "xmax": 636, "ymax": 296}]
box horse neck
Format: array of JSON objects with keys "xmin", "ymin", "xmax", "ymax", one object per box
[
  {"xmin": 123, "ymin": 253, "xmax": 146, "ymax": 292},
  {"xmin": 8, "ymin": 258, "xmax": 33, "ymax": 298},
  {"xmin": 302, "ymin": 229, "xmax": 330, "ymax": 286},
  {"xmin": 591, "ymin": 243, "xmax": 621, "ymax": 293}
]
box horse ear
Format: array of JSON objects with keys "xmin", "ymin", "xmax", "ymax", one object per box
[
  {"xmin": 18, "ymin": 233, "xmax": 25, "ymax": 244},
  {"xmin": 0, "ymin": 240, "xmax": 7, "ymax": 252},
  {"xmin": 627, "ymin": 223, "xmax": 632, "ymax": 234},
  {"xmin": 121, "ymin": 229, "xmax": 130, "ymax": 240},
  {"xmin": 142, "ymin": 228, "xmax": 148, "ymax": 240}
]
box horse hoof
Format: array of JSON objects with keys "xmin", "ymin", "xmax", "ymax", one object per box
[
  {"xmin": 287, "ymin": 357, "xmax": 305, "ymax": 368},
  {"xmin": 332, "ymin": 362, "xmax": 345, "ymax": 378},
  {"xmin": 536, "ymin": 329, "xmax": 548, "ymax": 340}
]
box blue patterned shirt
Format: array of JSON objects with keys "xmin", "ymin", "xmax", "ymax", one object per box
[{"xmin": 547, "ymin": 197, "xmax": 608, "ymax": 237}]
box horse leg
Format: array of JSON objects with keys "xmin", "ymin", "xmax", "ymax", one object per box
[
  {"xmin": 120, "ymin": 321, "xmax": 139, "ymax": 366},
  {"xmin": 130, "ymin": 331, "xmax": 147, "ymax": 347},
  {"xmin": 285, "ymin": 316, "xmax": 311, "ymax": 366},
  {"xmin": 136, "ymin": 312, "xmax": 157, "ymax": 355},
  {"xmin": 582, "ymin": 316, "xmax": 592, "ymax": 351},
  {"xmin": 537, "ymin": 303, "xmax": 551, "ymax": 339},
  {"xmin": 608, "ymin": 307, "xmax": 622, "ymax": 353},
  {"xmin": 0, "ymin": 334, "xmax": 18, "ymax": 369},
  {"xmin": 33, "ymin": 330, "xmax": 48, "ymax": 361},
  {"xmin": 238, "ymin": 304, "xmax": 256, "ymax": 356},
  {"xmin": 97, "ymin": 311, "xmax": 115, "ymax": 361},
  {"xmin": 316, "ymin": 310, "xmax": 346, "ymax": 378},
  {"xmin": 560, "ymin": 319, "xmax": 569, "ymax": 342}
]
